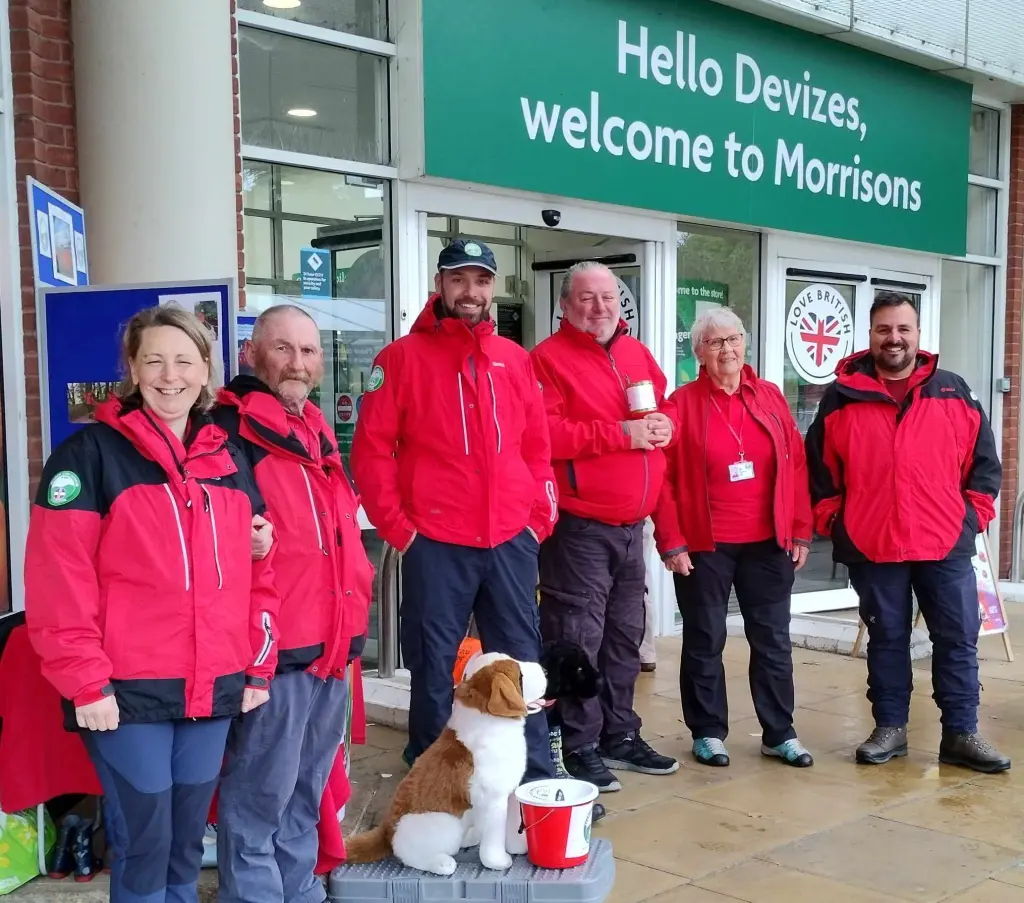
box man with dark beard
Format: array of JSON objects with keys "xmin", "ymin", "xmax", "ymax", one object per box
[
  {"xmin": 213, "ymin": 305, "xmax": 374, "ymax": 903},
  {"xmin": 806, "ymin": 291, "xmax": 1008, "ymax": 773},
  {"xmin": 351, "ymin": 239, "xmax": 559, "ymax": 783}
]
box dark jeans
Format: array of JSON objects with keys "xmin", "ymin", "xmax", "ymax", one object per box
[
  {"xmin": 400, "ymin": 530, "xmax": 553, "ymax": 781},
  {"xmin": 848, "ymin": 556, "xmax": 980, "ymax": 733},
  {"xmin": 217, "ymin": 672, "xmax": 348, "ymax": 903},
  {"xmin": 539, "ymin": 512, "xmax": 645, "ymax": 752},
  {"xmin": 674, "ymin": 540, "xmax": 797, "ymax": 747},
  {"xmin": 84, "ymin": 717, "xmax": 231, "ymax": 903}
]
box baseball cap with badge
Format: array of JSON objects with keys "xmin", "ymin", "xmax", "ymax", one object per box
[{"xmin": 437, "ymin": 238, "xmax": 498, "ymax": 276}]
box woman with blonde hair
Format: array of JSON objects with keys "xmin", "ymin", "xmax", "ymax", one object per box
[
  {"xmin": 25, "ymin": 305, "xmax": 280, "ymax": 903},
  {"xmin": 653, "ymin": 307, "xmax": 814, "ymax": 770}
]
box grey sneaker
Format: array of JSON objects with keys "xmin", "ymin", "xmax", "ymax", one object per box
[
  {"xmin": 939, "ymin": 732, "xmax": 1011, "ymax": 774},
  {"xmin": 855, "ymin": 725, "xmax": 908, "ymax": 764}
]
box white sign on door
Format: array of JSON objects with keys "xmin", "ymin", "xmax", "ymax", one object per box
[{"xmin": 785, "ymin": 284, "xmax": 853, "ymax": 385}]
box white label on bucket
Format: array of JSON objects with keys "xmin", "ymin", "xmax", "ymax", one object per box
[{"xmin": 565, "ymin": 803, "xmax": 593, "ymax": 860}]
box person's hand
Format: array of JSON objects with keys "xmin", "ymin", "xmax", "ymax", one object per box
[
  {"xmin": 665, "ymin": 552, "xmax": 693, "ymax": 575},
  {"xmin": 241, "ymin": 687, "xmax": 270, "ymax": 712},
  {"xmin": 402, "ymin": 530, "xmax": 418, "ymax": 553},
  {"xmin": 624, "ymin": 420, "xmax": 656, "ymax": 450},
  {"xmin": 644, "ymin": 412, "xmax": 673, "ymax": 447},
  {"xmin": 251, "ymin": 514, "xmax": 273, "ymax": 560},
  {"xmin": 76, "ymin": 695, "xmax": 119, "ymax": 732},
  {"xmin": 792, "ymin": 545, "xmax": 809, "ymax": 571}
]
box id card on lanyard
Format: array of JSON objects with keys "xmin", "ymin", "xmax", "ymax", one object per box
[{"xmin": 711, "ymin": 395, "xmax": 755, "ymax": 482}]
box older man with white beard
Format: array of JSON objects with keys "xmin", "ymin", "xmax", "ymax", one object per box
[{"xmin": 213, "ymin": 305, "xmax": 374, "ymax": 903}]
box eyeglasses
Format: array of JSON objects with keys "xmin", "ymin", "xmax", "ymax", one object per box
[{"xmin": 703, "ymin": 333, "xmax": 744, "ymax": 351}]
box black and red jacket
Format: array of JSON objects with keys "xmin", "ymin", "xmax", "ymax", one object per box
[
  {"xmin": 805, "ymin": 350, "xmax": 1001, "ymax": 564},
  {"xmin": 215, "ymin": 377, "xmax": 374, "ymax": 679},
  {"xmin": 24, "ymin": 400, "xmax": 280, "ymax": 725},
  {"xmin": 652, "ymin": 366, "xmax": 812, "ymax": 556}
]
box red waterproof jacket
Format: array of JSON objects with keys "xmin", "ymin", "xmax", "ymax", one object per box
[
  {"xmin": 805, "ymin": 351, "xmax": 1001, "ymax": 563},
  {"xmin": 652, "ymin": 366, "xmax": 813, "ymax": 556},
  {"xmin": 530, "ymin": 319, "xmax": 676, "ymax": 526},
  {"xmin": 215, "ymin": 378, "xmax": 374, "ymax": 678},
  {"xmin": 351, "ymin": 297, "xmax": 558, "ymax": 551},
  {"xmin": 24, "ymin": 400, "xmax": 280, "ymax": 724}
]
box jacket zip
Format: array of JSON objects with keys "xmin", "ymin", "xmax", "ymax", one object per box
[
  {"xmin": 486, "ymin": 371, "xmax": 502, "ymax": 454},
  {"xmin": 163, "ymin": 484, "xmax": 191, "ymax": 591},
  {"xmin": 300, "ymin": 467, "xmax": 329, "ymax": 555},
  {"xmin": 606, "ymin": 344, "xmax": 650, "ymax": 520},
  {"xmin": 254, "ymin": 611, "xmax": 274, "ymax": 667},
  {"xmin": 201, "ymin": 486, "xmax": 224, "ymax": 589},
  {"xmin": 457, "ymin": 374, "xmax": 470, "ymax": 455}
]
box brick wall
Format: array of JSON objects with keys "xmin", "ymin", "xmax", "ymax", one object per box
[
  {"xmin": 9, "ymin": 0, "xmax": 76, "ymax": 495},
  {"xmin": 231, "ymin": 0, "xmax": 246, "ymax": 310},
  {"xmin": 1000, "ymin": 104, "xmax": 1023, "ymax": 578}
]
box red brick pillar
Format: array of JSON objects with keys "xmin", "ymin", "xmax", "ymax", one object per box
[
  {"xmin": 1000, "ymin": 105, "xmax": 1024, "ymax": 578},
  {"xmin": 9, "ymin": 0, "xmax": 77, "ymax": 494}
]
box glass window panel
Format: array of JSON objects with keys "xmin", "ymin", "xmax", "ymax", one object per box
[
  {"xmin": 242, "ymin": 161, "xmax": 272, "ymax": 210},
  {"xmin": 675, "ymin": 226, "xmax": 759, "ymax": 385},
  {"xmin": 243, "ymin": 215, "xmax": 274, "ymax": 280},
  {"xmin": 967, "ymin": 184, "xmax": 998, "ymax": 257},
  {"xmin": 427, "ymin": 216, "xmax": 449, "ymax": 232},
  {"xmin": 358, "ymin": 529, "xmax": 385, "ymax": 670},
  {"xmin": 454, "ymin": 219, "xmax": 518, "ymax": 241},
  {"xmin": 940, "ymin": 260, "xmax": 995, "ymax": 414},
  {"xmin": 239, "ymin": 27, "xmax": 386, "ymax": 164},
  {"xmin": 280, "ymin": 166, "xmax": 384, "ymax": 220},
  {"xmin": 239, "ymin": 0, "xmax": 388, "ymax": 41},
  {"xmin": 784, "ymin": 278, "xmax": 856, "ymax": 595},
  {"xmin": 970, "ymin": 105, "xmax": 1000, "ymax": 179}
]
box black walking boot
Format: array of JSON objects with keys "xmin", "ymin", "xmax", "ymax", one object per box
[
  {"xmin": 939, "ymin": 731, "xmax": 1011, "ymax": 774},
  {"xmin": 600, "ymin": 732, "xmax": 679, "ymax": 775},
  {"xmin": 47, "ymin": 814, "xmax": 79, "ymax": 879},
  {"xmin": 856, "ymin": 726, "xmax": 908, "ymax": 764}
]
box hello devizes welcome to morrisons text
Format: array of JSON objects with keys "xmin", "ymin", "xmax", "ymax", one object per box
[{"xmin": 520, "ymin": 20, "xmax": 923, "ymax": 212}]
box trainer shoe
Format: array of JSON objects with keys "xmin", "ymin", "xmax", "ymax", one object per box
[
  {"xmin": 692, "ymin": 737, "xmax": 730, "ymax": 767},
  {"xmin": 600, "ymin": 732, "xmax": 679, "ymax": 775},
  {"xmin": 762, "ymin": 738, "xmax": 814, "ymax": 767},
  {"xmin": 565, "ymin": 744, "xmax": 621, "ymax": 792},
  {"xmin": 939, "ymin": 731, "xmax": 1011, "ymax": 774},
  {"xmin": 855, "ymin": 725, "xmax": 908, "ymax": 764}
]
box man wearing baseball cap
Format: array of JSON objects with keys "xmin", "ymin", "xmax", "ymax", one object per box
[{"xmin": 352, "ymin": 238, "xmax": 559, "ymax": 781}]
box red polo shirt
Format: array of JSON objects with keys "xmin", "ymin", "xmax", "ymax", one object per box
[{"xmin": 706, "ymin": 384, "xmax": 777, "ymax": 544}]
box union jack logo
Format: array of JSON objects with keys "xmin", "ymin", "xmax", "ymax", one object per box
[{"xmin": 800, "ymin": 313, "xmax": 841, "ymax": 368}]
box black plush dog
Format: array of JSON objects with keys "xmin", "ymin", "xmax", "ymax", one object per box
[{"xmin": 537, "ymin": 639, "xmax": 606, "ymax": 823}]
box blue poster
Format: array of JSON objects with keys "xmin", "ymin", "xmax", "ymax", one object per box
[
  {"xmin": 38, "ymin": 280, "xmax": 235, "ymax": 457},
  {"xmin": 300, "ymin": 248, "xmax": 331, "ymax": 298},
  {"xmin": 27, "ymin": 177, "xmax": 89, "ymax": 288}
]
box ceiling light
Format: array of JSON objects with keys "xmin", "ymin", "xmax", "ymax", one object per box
[
  {"xmin": 263, "ymin": 0, "xmax": 302, "ymax": 9},
  {"xmin": 287, "ymin": 107, "xmax": 317, "ymax": 118}
]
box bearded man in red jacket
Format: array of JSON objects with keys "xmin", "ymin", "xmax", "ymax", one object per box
[
  {"xmin": 530, "ymin": 261, "xmax": 679, "ymax": 793},
  {"xmin": 351, "ymin": 239, "xmax": 559, "ymax": 783}
]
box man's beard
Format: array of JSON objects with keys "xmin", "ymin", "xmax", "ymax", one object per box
[
  {"xmin": 437, "ymin": 294, "xmax": 490, "ymax": 326},
  {"xmin": 875, "ymin": 344, "xmax": 916, "ymax": 374}
]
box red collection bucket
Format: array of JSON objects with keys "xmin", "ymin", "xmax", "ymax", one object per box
[{"xmin": 514, "ymin": 779, "xmax": 599, "ymax": 869}]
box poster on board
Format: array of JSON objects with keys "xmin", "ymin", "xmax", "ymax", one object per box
[
  {"xmin": 27, "ymin": 177, "xmax": 88, "ymax": 288},
  {"xmin": 974, "ymin": 532, "xmax": 1008, "ymax": 637}
]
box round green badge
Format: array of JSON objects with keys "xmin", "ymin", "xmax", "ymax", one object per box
[
  {"xmin": 464, "ymin": 242, "xmax": 482, "ymax": 257},
  {"xmin": 47, "ymin": 470, "xmax": 81, "ymax": 507},
  {"xmin": 367, "ymin": 365, "xmax": 385, "ymax": 392}
]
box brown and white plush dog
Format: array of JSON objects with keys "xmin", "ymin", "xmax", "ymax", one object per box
[{"xmin": 345, "ymin": 653, "xmax": 547, "ymax": 875}]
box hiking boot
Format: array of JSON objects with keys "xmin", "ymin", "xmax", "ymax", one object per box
[
  {"xmin": 640, "ymin": 662, "xmax": 656, "ymax": 673},
  {"xmin": 856, "ymin": 726, "xmax": 908, "ymax": 764},
  {"xmin": 939, "ymin": 731, "xmax": 1011, "ymax": 774},
  {"xmin": 692, "ymin": 737, "xmax": 730, "ymax": 767},
  {"xmin": 600, "ymin": 732, "xmax": 679, "ymax": 775},
  {"xmin": 565, "ymin": 744, "xmax": 621, "ymax": 792},
  {"xmin": 762, "ymin": 738, "xmax": 814, "ymax": 768}
]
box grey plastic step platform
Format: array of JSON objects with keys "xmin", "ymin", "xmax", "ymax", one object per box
[{"xmin": 328, "ymin": 838, "xmax": 615, "ymax": 903}]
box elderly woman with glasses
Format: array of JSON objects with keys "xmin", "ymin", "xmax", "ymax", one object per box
[{"xmin": 652, "ymin": 307, "xmax": 815, "ymax": 769}]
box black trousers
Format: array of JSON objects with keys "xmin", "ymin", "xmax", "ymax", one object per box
[
  {"xmin": 673, "ymin": 540, "xmax": 797, "ymax": 747},
  {"xmin": 539, "ymin": 512, "xmax": 646, "ymax": 752}
]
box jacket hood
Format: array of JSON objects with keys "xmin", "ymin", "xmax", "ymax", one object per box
[
  {"xmin": 411, "ymin": 294, "xmax": 496, "ymax": 338},
  {"xmin": 94, "ymin": 398, "xmax": 232, "ymax": 486},
  {"xmin": 219, "ymin": 376, "xmax": 341, "ymax": 470},
  {"xmin": 835, "ymin": 349, "xmax": 938, "ymax": 397}
]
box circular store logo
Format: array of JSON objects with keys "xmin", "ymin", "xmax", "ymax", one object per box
[
  {"xmin": 552, "ymin": 275, "xmax": 638, "ymax": 338},
  {"xmin": 785, "ymin": 284, "xmax": 853, "ymax": 385}
]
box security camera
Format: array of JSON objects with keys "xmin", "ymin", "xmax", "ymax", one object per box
[{"xmin": 541, "ymin": 209, "xmax": 561, "ymax": 228}]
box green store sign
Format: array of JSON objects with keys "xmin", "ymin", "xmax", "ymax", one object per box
[{"xmin": 422, "ymin": 0, "xmax": 971, "ymax": 256}]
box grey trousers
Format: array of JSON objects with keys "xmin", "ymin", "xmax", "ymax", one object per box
[{"xmin": 217, "ymin": 671, "xmax": 349, "ymax": 903}]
